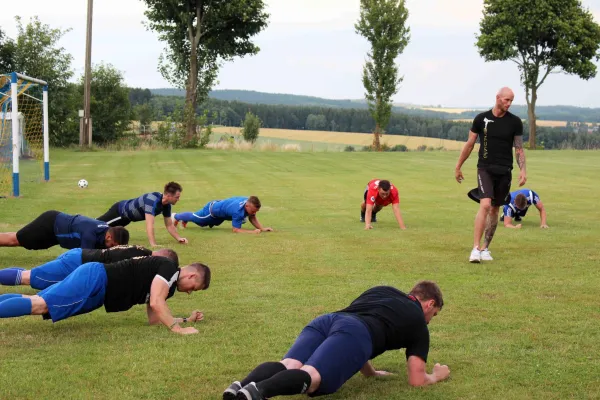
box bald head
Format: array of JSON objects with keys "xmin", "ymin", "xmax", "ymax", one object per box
[
  {"xmin": 497, "ymin": 87, "xmax": 514, "ymax": 98},
  {"xmin": 494, "ymin": 87, "xmax": 515, "ymax": 115}
]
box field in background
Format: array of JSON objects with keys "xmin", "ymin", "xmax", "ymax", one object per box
[
  {"xmin": 453, "ymin": 118, "xmax": 568, "ymax": 127},
  {"xmin": 1, "ymin": 149, "xmax": 599, "ymax": 399},
  {"xmin": 213, "ymin": 126, "xmax": 468, "ymax": 150},
  {"xmin": 421, "ymin": 107, "xmax": 478, "ymax": 113}
]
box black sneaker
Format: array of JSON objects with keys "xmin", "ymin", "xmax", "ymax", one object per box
[
  {"xmin": 223, "ymin": 381, "xmax": 242, "ymax": 400},
  {"xmin": 360, "ymin": 211, "xmax": 365, "ymax": 222},
  {"xmin": 236, "ymin": 383, "xmax": 265, "ymax": 400},
  {"xmin": 372, "ymin": 213, "xmax": 377, "ymax": 223},
  {"xmin": 514, "ymin": 216, "xmax": 522, "ymax": 222}
]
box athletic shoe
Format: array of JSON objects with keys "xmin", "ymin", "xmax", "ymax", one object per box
[
  {"xmin": 480, "ymin": 249, "xmax": 493, "ymax": 261},
  {"xmin": 360, "ymin": 211, "xmax": 366, "ymax": 222},
  {"xmin": 469, "ymin": 248, "xmax": 481, "ymax": 263},
  {"xmin": 172, "ymin": 213, "xmax": 179, "ymax": 227},
  {"xmin": 372, "ymin": 213, "xmax": 377, "ymax": 223},
  {"xmin": 223, "ymin": 381, "xmax": 242, "ymax": 400},
  {"xmin": 236, "ymin": 383, "xmax": 265, "ymax": 400},
  {"xmin": 514, "ymin": 216, "xmax": 522, "ymax": 222}
]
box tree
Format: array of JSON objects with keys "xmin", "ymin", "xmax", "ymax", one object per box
[
  {"xmin": 11, "ymin": 16, "xmax": 76, "ymax": 146},
  {"xmin": 355, "ymin": 0, "xmax": 410, "ymax": 150},
  {"xmin": 0, "ymin": 28, "xmax": 16, "ymax": 72},
  {"xmin": 134, "ymin": 103, "xmax": 154, "ymax": 131},
  {"xmin": 305, "ymin": 114, "xmax": 327, "ymax": 131},
  {"xmin": 242, "ymin": 111, "xmax": 261, "ymax": 143},
  {"xmin": 81, "ymin": 63, "xmax": 131, "ymax": 144},
  {"xmin": 143, "ymin": 0, "xmax": 269, "ymax": 142},
  {"xmin": 476, "ymin": 0, "xmax": 600, "ymax": 149}
]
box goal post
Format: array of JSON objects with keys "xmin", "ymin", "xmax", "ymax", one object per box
[{"xmin": 0, "ymin": 72, "xmax": 49, "ymax": 197}]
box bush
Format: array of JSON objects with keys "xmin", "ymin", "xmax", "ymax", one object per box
[
  {"xmin": 416, "ymin": 144, "xmax": 427, "ymax": 152},
  {"xmin": 242, "ymin": 112, "xmax": 261, "ymax": 143},
  {"xmin": 390, "ymin": 144, "xmax": 408, "ymax": 152},
  {"xmin": 344, "ymin": 145, "xmax": 356, "ymax": 152}
]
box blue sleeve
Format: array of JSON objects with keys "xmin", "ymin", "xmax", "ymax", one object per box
[
  {"xmin": 503, "ymin": 205, "xmax": 513, "ymax": 217},
  {"xmin": 532, "ymin": 191, "xmax": 540, "ymax": 205},
  {"xmin": 162, "ymin": 204, "xmax": 171, "ymax": 218},
  {"xmin": 231, "ymin": 211, "xmax": 245, "ymax": 229}
]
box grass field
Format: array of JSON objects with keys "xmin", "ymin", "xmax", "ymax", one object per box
[
  {"xmin": 212, "ymin": 126, "xmax": 469, "ymax": 150},
  {"xmin": 1, "ymin": 149, "xmax": 599, "ymax": 400}
]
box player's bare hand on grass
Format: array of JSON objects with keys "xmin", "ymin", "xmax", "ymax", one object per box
[
  {"xmin": 433, "ymin": 363, "xmax": 450, "ymax": 381},
  {"xmin": 540, "ymin": 224, "xmax": 549, "ymax": 229},
  {"xmin": 261, "ymin": 227, "xmax": 274, "ymax": 232},
  {"xmin": 189, "ymin": 310, "xmax": 204, "ymax": 322},
  {"xmin": 374, "ymin": 370, "xmax": 393, "ymax": 376},
  {"xmin": 174, "ymin": 326, "xmax": 199, "ymax": 335},
  {"xmin": 455, "ymin": 168, "xmax": 464, "ymax": 183},
  {"xmin": 178, "ymin": 237, "xmax": 188, "ymax": 244},
  {"xmin": 365, "ymin": 224, "xmax": 374, "ymax": 230},
  {"xmin": 253, "ymin": 228, "xmax": 262, "ymax": 234},
  {"xmin": 515, "ymin": 224, "xmax": 522, "ymax": 229}
]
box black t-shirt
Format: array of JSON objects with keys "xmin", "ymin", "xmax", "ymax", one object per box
[
  {"xmin": 471, "ymin": 110, "xmax": 523, "ymax": 171},
  {"xmin": 103, "ymin": 256, "xmax": 179, "ymax": 313},
  {"xmin": 81, "ymin": 245, "xmax": 152, "ymax": 264},
  {"xmin": 336, "ymin": 286, "xmax": 430, "ymax": 362}
]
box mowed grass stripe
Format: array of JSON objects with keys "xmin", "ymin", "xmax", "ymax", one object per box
[{"xmin": 0, "ymin": 149, "xmax": 598, "ymax": 400}]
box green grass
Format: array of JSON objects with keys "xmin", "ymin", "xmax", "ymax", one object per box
[{"xmin": 1, "ymin": 149, "xmax": 599, "ymax": 400}]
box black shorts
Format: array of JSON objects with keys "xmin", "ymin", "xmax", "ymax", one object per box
[
  {"xmin": 477, "ymin": 168, "xmax": 512, "ymax": 207},
  {"xmin": 16, "ymin": 210, "xmax": 60, "ymax": 250},
  {"xmin": 97, "ymin": 202, "xmax": 131, "ymax": 227}
]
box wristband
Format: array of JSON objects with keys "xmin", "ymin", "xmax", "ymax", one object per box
[{"xmin": 183, "ymin": 317, "xmax": 188, "ymax": 323}]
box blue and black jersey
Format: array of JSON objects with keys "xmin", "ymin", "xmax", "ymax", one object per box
[{"xmin": 118, "ymin": 192, "xmax": 171, "ymax": 221}]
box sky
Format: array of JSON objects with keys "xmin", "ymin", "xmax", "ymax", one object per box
[{"xmin": 2, "ymin": 0, "xmax": 600, "ymax": 108}]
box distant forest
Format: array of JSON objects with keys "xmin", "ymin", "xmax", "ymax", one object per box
[
  {"xmin": 151, "ymin": 88, "xmax": 600, "ymax": 123},
  {"xmin": 128, "ymin": 88, "xmax": 600, "ymax": 150}
]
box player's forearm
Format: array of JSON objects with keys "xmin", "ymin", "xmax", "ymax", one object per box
[
  {"xmin": 456, "ymin": 143, "xmax": 474, "ymax": 169},
  {"xmin": 250, "ymin": 217, "xmax": 263, "ymax": 230},
  {"xmin": 393, "ymin": 206, "xmax": 406, "ymax": 229},
  {"xmin": 365, "ymin": 207, "xmax": 373, "ymax": 225},
  {"xmin": 515, "ymin": 149, "xmax": 526, "ymax": 172},
  {"xmin": 149, "ymin": 299, "xmax": 178, "ymax": 330},
  {"xmin": 540, "ymin": 209, "xmax": 547, "ymax": 225},
  {"xmin": 166, "ymin": 225, "xmax": 181, "ymax": 240},
  {"xmin": 145, "ymin": 219, "xmax": 157, "ymax": 245},
  {"xmin": 232, "ymin": 227, "xmax": 258, "ymax": 234}
]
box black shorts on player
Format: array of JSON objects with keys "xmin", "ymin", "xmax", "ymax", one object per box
[{"xmin": 477, "ymin": 167, "xmax": 512, "ymax": 207}]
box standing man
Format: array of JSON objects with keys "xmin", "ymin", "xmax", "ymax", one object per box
[
  {"xmin": 360, "ymin": 179, "xmax": 406, "ymax": 230},
  {"xmin": 0, "ymin": 211, "xmax": 129, "ymax": 251},
  {"xmin": 0, "ymin": 245, "xmax": 179, "ymax": 290},
  {"xmin": 173, "ymin": 196, "xmax": 273, "ymax": 234},
  {"xmin": 502, "ymin": 188, "xmax": 548, "ymax": 229},
  {"xmin": 0, "ymin": 256, "xmax": 211, "ymax": 335},
  {"xmin": 97, "ymin": 182, "xmax": 188, "ymax": 247},
  {"xmin": 223, "ymin": 282, "xmax": 449, "ymax": 400},
  {"xmin": 455, "ymin": 87, "xmax": 527, "ymax": 263}
]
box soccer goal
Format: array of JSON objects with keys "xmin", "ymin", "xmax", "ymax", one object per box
[{"xmin": 0, "ymin": 72, "xmax": 49, "ymax": 197}]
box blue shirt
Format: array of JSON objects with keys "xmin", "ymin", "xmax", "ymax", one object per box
[
  {"xmin": 118, "ymin": 192, "xmax": 171, "ymax": 221},
  {"xmin": 503, "ymin": 189, "xmax": 540, "ymax": 217},
  {"xmin": 210, "ymin": 197, "xmax": 249, "ymax": 229},
  {"xmin": 54, "ymin": 212, "xmax": 109, "ymax": 249}
]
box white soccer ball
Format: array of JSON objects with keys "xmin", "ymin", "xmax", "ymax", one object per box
[{"xmin": 78, "ymin": 179, "xmax": 88, "ymax": 189}]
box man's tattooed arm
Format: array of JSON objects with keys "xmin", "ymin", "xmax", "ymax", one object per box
[{"xmin": 514, "ymin": 136, "xmax": 526, "ymax": 171}]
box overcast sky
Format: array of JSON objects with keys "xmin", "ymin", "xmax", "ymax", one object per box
[{"xmin": 2, "ymin": 0, "xmax": 600, "ymax": 107}]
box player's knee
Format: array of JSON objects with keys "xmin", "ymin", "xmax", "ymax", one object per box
[
  {"xmin": 281, "ymin": 358, "xmax": 303, "ymax": 369},
  {"xmin": 479, "ymin": 199, "xmax": 492, "ymax": 212},
  {"xmin": 300, "ymin": 365, "xmax": 322, "ymax": 394},
  {"xmin": 29, "ymin": 295, "xmax": 48, "ymax": 315}
]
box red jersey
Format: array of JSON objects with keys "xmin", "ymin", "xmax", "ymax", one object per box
[{"xmin": 365, "ymin": 179, "xmax": 400, "ymax": 206}]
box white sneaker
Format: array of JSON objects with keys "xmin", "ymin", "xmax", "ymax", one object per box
[
  {"xmin": 469, "ymin": 248, "xmax": 481, "ymax": 263},
  {"xmin": 480, "ymin": 249, "xmax": 493, "ymax": 261}
]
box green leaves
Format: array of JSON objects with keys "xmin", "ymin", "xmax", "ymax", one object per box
[
  {"xmin": 477, "ymin": 0, "xmax": 600, "ymax": 148},
  {"xmin": 356, "ymin": 0, "xmax": 410, "ymax": 149}
]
